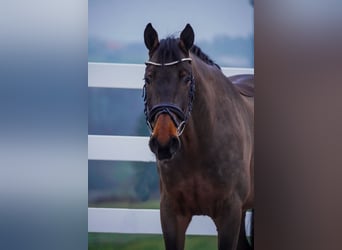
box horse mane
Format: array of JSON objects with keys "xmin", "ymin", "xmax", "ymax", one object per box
[
  {"xmin": 156, "ymin": 37, "xmax": 221, "ymax": 70},
  {"xmin": 190, "ymin": 45, "xmax": 221, "ymax": 70}
]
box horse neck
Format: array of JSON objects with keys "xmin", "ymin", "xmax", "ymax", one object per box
[
  {"xmin": 190, "ymin": 53, "xmax": 238, "ymax": 95},
  {"xmin": 186, "ymin": 55, "xmax": 243, "ymax": 141}
]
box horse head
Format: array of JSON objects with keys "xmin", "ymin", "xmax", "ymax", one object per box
[{"xmin": 143, "ymin": 23, "xmax": 195, "ymax": 161}]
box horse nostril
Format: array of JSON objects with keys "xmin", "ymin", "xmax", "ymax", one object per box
[
  {"xmin": 169, "ymin": 136, "xmax": 181, "ymax": 154},
  {"xmin": 149, "ymin": 136, "xmax": 158, "ymax": 154},
  {"xmin": 149, "ymin": 135, "xmax": 181, "ymax": 160}
]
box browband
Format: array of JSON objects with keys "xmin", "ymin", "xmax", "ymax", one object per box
[{"xmin": 145, "ymin": 57, "xmax": 192, "ymax": 67}]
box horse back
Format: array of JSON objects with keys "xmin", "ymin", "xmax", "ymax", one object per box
[{"xmin": 229, "ymin": 74, "xmax": 254, "ymax": 97}]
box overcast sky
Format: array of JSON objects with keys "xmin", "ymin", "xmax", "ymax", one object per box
[{"xmin": 89, "ymin": 0, "xmax": 253, "ymax": 43}]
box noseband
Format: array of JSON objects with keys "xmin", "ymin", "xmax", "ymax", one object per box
[{"xmin": 142, "ymin": 57, "xmax": 195, "ymax": 136}]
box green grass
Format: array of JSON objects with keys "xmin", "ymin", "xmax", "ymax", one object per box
[
  {"xmin": 89, "ymin": 199, "xmax": 160, "ymax": 209},
  {"xmin": 88, "ymin": 202, "xmax": 252, "ymax": 249},
  {"xmin": 89, "ymin": 233, "xmax": 217, "ymax": 250}
]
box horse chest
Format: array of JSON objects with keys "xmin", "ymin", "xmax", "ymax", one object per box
[{"xmin": 162, "ymin": 173, "xmax": 227, "ymax": 216}]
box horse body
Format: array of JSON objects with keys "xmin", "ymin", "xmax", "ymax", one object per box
[{"xmin": 143, "ymin": 23, "xmax": 254, "ymax": 250}]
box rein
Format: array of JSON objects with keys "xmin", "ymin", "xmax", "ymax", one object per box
[{"xmin": 142, "ymin": 57, "xmax": 195, "ymax": 136}]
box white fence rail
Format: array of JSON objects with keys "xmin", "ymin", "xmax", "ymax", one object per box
[
  {"xmin": 88, "ymin": 62, "xmax": 254, "ymax": 89},
  {"xmin": 88, "ymin": 62, "xmax": 254, "ymax": 236},
  {"xmin": 88, "ymin": 135, "xmax": 155, "ymax": 162}
]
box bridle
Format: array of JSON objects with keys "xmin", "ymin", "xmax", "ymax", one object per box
[
  {"xmin": 145, "ymin": 57, "xmax": 192, "ymax": 66},
  {"xmin": 142, "ymin": 57, "xmax": 195, "ymax": 136}
]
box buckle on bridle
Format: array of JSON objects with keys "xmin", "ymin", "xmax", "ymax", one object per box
[{"xmin": 176, "ymin": 121, "xmax": 186, "ymax": 136}]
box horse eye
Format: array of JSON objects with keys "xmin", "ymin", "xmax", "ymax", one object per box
[
  {"xmin": 144, "ymin": 77, "xmax": 152, "ymax": 85},
  {"xmin": 184, "ymin": 76, "xmax": 192, "ymax": 84},
  {"xmin": 179, "ymin": 71, "xmax": 191, "ymax": 84}
]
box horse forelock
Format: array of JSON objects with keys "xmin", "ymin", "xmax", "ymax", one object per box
[
  {"xmin": 154, "ymin": 37, "xmax": 182, "ymax": 64},
  {"xmin": 153, "ymin": 37, "xmax": 220, "ymax": 70}
]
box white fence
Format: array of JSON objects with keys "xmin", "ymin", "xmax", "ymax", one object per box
[{"xmin": 88, "ymin": 62, "xmax": 254, "ymax": 236}]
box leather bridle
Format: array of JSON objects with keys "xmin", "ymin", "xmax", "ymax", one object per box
[{"xmin": 142, "ymin": 58, "xmax": 195, "ymax": 136}]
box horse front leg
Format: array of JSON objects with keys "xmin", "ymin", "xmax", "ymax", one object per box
[
  {"xmin": 214, "ymin": 199, "xmax": 242, "ymax": 250},
  {"xmin": 160, "ymin": 196, "xmax": 191, "ymax": 250}
]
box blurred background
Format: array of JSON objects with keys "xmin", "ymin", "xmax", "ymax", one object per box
[{"xmin": 88, "ymin": 0, "xmax": 253, "ymax": 249}]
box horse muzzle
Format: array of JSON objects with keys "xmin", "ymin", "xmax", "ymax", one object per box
[{"xmin": 149, "ymin": 113, "xmax": 181, "ymax": 161}]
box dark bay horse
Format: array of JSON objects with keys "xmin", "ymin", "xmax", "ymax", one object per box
[{"xmin": 142, "ymin": 23, "xmax": 254, "ymax": 250}]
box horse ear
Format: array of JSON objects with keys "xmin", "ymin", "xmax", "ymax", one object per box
[
  {"xmin": 180, "ymin": 24, "xmax": 194, "ymax": 51},
  {"xmin": 144, "ymin": 23, "xmax": 159, "ymax": 52}
]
